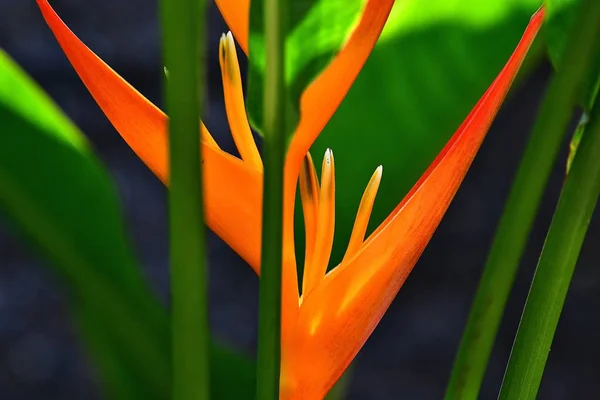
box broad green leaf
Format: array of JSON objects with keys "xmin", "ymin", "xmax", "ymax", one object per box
[
  {"xmin": 546, "ymin": 0, "xmax": 600, "ymax": 109},
  {"xmin": 498, "ymin": 52, "xmax": 600, "ymax": 399},
  {"xmin": 210, "ymin": 342, "xmax": 257, "ymax": 399},
  {"xmin": 0, "ymin": 51, "xmax": 257, "ymax": 399},
  {"xmin": 0, "ymin": 49, "xmax": 171, "ymax": 397},
  {"xmin": 445, "ymin": 2, "xmax": 599, "ymax": 397},
  {"xmin": 248, "ymin": 0, "xmax": 366, "ymax": 137},
  {"xmin": 74, "ymin": 301, "xmax": 155, "ymax": 399},
  {"xmin": 305, "ymin": 0, "xmax": 544, "ymax": 266}
]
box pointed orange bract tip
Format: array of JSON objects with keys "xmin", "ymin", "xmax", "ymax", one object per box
[
  {"xmin": 37, "ymin": 0, "xmax": 169, "ymax": 181},
  {"xmin": 214, "ymin": 0, "xmax": 250, "ymax": 53},
  {"xmin": 36, "ymin": 0, "xmax": 264, "ymax": 273},
  {"xmin": 282, "ymin": 7, "xmax": 545, "ymax": 398},
  {"xmin": 285, "ymin": 0, "xmax": 395, "ymax": 183}
]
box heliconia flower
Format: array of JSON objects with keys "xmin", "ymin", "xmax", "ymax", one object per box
[{"xmin": 37, "ymin": 0, "xmax": 545, "ymax": 398}]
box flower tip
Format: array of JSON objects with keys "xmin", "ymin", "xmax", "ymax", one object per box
[
  {"xmin": 370, "ymin": 164, "xmax": 383, "ymax": 188},
  {"xmin": 532, "ymin": 5, "xmax": 545, "ymax": 21},
  {"xmin": 219, "ymin": 31, "xmax": 239, "ymax": 70},
  {"xmin": 220, "ymin": 31, "xmax": 235, "ymax": 50},
  {"xmin": 369, "ymin": 165, "xmax": 383, "ymax": 193}
]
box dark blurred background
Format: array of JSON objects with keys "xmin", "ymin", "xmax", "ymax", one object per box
[{"xmin": 0, "ymin": 1, "xmax": 599, "ymax": 399}]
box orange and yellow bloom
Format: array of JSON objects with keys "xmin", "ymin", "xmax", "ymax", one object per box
[{"xmin": 37, "ymin": 0, "xmax": 544, "ymax": 398}]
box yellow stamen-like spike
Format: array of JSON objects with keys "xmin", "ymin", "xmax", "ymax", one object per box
[
  {"xmin": 219, "ymin": 31, "xmax": 262, "ymax": 171},
  {"xmin": 302, "ymin": 149, "xmax": 335, "ymax": 297},
  {"xmin": 342, "ymin": 165, "xmax": 382, "ymax": 263},
  {"xmin": 299, "ymin": 153, "xmax": 320, "ymax": 282}
]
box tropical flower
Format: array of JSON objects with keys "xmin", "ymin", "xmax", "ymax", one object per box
[{"xmin": 37, "ymin": 0, "xmax": 544, "ymax": 398}]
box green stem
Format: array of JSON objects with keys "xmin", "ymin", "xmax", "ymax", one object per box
[
  {"xmin": 160, "ymin": 0, "xmax": 210, "ymax": 398},
  {"xmin": 256, "ymin": 0, "xmax": 287, "ymax": 398},
  {"xmin": 444, "ymin": 3, "xmax": 600, "ymax": 399},
  {"xmin": 498, "ymin": 70, "xmax": 600, "ymax": 400}
]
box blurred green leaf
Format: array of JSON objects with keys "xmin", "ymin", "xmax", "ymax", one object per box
[
  {"xmin": 0, "ymin": 49, "xmax": 171, "ymax": 397},
  {"xmin": 546, "ymin": 0, "xmax": 576, "ymax": 63},
  {"xmin": 210, "ymin": 342, "xmax": 257, "ymax": 399},
  {"xmin": 546, "ymin": 0, "xmax": 600, "ymax": 109},
  {"xmin": 445, "ymin": 1, "xmax": 600, "ymax": 396},
  {"xmin": 304, "ymin": 0, "xmax": 544, "ymax": 266},
  {"xmin": 74, "ymin": 301, "xmax": 155, "ymax": 399},
  {"xmin": 248, "ymin": 0, "xmax": 366, "ymax": 137},
  {"xmin": 0, "ymin": 51, "xmax": 258, "ymax": 399},
  {"xmin": 499, "ymin": 32, "xmax": 600, "ymax": 396}
]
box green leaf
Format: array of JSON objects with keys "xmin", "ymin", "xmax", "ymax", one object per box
[
  {"xmin": 248, "ymin": 0, "xmax": 367, "ymax": 137},
  {"xmin": 445, "ymin": 1, "xmax": 600, "ymax": 396},
  {"xmin": 546, "ymin": 0, "xmax": 600, "ymax": 109},
  {"xmin": 0, "ymin": 49, "xmax": 171, "ymax": 397},
  {"xmin": 304, "ymin": 0, "xmax": 544, "ymax": 268},
  {"xmin": 499, "ymin": 25, "xmax": 600, "ymax": 396},
  {"xmin": 74, "ymin": 301, "xmax": 155, "ymax": 400},
  {"xmin": 210, "ymin": 342, "xmax": 257, "ymax": 399},
  {"xmin": 0, "ymin": 51, "xmax": 258, "ymax": 399}
]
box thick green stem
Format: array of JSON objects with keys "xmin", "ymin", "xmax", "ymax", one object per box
[
  {"xmin": 445, "ymin": 3, "xmax": 600, "ymax": 399},
  {"xmin": 160, "ymin": 0, "xmax": 210, "ymax": 398},
  {"xmin": 498, "ymin": 70, "xmax": 600, "ymax": 400},
  {"xmin": 256, "ymin": 0, "xmax": 287, "ymax": 398}
]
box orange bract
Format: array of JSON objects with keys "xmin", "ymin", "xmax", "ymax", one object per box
[
  {"xmin": 282, "ymin": 7, "xmax": 545, "ymax": 398},
  {"xmin": 36, "ymin": 0, "xmax": 264, "ymax": 274},
  {"xmin": 37, "ymin": 0, "xmax": 545, "ymax": 397}
]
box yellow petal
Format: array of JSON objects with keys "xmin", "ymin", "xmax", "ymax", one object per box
[
  {"xmin": 219, "ymin": 31, "xmax": 263, "ymax": 171},
  {"xmin": 342, "ymin": 165, "xmax": 383, "ymax": 263},
  {"xmin": 37, "ymin": 0, "xmax": 263, "ymax": 273},
  {"xmin": 299, "ymin": 153, "xmax": 320, "ymax": 282},
  {"xmin": 302, "ymin": 149, "xmax": 336, "ymax": 298},
  {"xmin": 283, "ymin": 7, "xmax": 545, "ymax": 398}
]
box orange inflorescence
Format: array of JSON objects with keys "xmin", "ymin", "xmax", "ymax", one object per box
[{"xmin": 36, "ymin": 0, "xmax": 545, "ymax": 397}]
